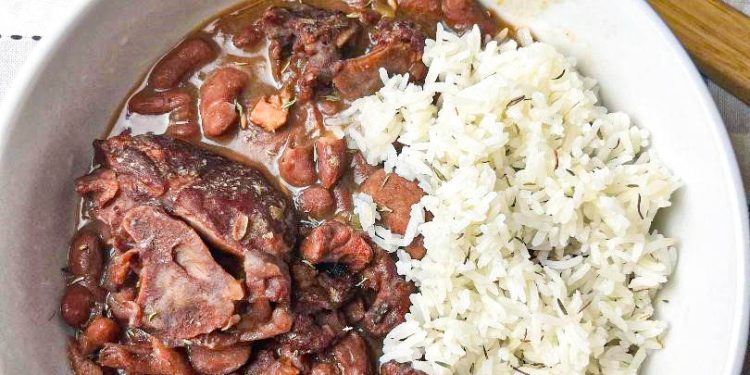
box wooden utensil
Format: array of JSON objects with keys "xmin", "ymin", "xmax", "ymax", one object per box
[{"xmin": 647, "ymin": 0, "xmax": 750, "ymax": 105}]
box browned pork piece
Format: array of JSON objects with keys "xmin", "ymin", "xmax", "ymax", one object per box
[
  {"xmin": 360, "ymin": 169, "xmax": 424, "ymax": 235},
  {"xmin": 76, "ymin": 133, "xmax": 297, "ymax": 257},
  {"xmin": 333, "ymin": 19, "xmax": 427, "ymax": 99},
  {"xmin": 75, "ymin": 133, "xmax": 299, "ymax": 352},
  {"xmin": 121, "ymin": 206, "xmax": 244, "ymax": 341},
  {"xmin": 256, "ymin": 5, "xmax": 361, "ymax": 101}
]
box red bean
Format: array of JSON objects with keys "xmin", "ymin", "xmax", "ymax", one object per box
[
  {"xmin": 149, "ymin": 38, "xmax": 217, "ymax": 90},
  {"xmin": 199, "ymin": 67, "xmax": 249, "ymax": 137},
  {"xmin": 68, "ymin": 229, "xmax": 103, "ymax": 280},
  {"xmin": 127, "ymin": 89, "xmax": 193, "ymax": 115},
  {"xmin": 167, "ymin": 104, "xmax": 200, "ymax": 140},
  {"xmin": 441, "ymin": 0, "xmax": 498, "ymax": 35},
  {"xmin": 298, "ymin": 186, "xmax": 334, "ymax": 218},
  {"xmin": 61, "ymin": 284, "xmax": 94, "ymax": 328},
  {"xmin": 333, "ymin": 183, "xmax": 353, "ymax": 213},
  {"xmin": 82, "ymin": 317, "xmax": 121, "ymax": 353},
  {"xmin": 315, "ymin": 136, "xmax": 347, "ymax": 189},
  {"xmin": 278, "ymin": 142, "xmax": 317, "ymax": 187}
]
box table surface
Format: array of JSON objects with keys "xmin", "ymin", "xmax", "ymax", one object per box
[{"xmin": 0, "ymin": 0, "xmax": 748, "ymax": 373}]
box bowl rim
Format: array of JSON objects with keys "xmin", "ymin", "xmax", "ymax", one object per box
[
  {"xmin": 633, "ymin": 2, "xmax": 750, "ymax": 373},
  {"xmin": 0, "ymin": 0, "xmax": 747, "ymax": 373}
]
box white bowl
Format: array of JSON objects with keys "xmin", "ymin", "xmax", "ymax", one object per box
[{"xmin": 0, "ymin": 0, "xmax": 747, "ymax": 373}]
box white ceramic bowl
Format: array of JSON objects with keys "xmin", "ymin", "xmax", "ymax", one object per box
[{"xmin": 0, "ymin": 0, "xmax": 747, "ymax": 373}]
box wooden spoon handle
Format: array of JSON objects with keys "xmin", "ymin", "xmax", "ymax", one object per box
[{"xmin": 648, "ymin": 0, "xmax": 750, "ymax": 105}]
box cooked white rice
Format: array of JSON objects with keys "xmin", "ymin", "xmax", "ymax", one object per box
[{"xmin": 330, "ymin": 24, "xmax": 680, "ymax": 375}]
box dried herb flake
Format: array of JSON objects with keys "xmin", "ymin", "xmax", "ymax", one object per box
[
  {"xmin": 506, "ymin": 95, "xmax": 526, "ymax": 109},
  {"xmin": 637, "ymin": 194, "xmax": 644, "ymax": 219},
  {"xmin": 552, "ymin": 69, "xmax": 566, "ymax": 80}
]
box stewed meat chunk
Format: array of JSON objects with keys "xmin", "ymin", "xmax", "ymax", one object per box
[
  {"xmin": 300, "ymin": 221, "xmax": 374, "ymax": 272},
  {"xmin": 67, "ymin": 340, "xmax": 104, "ymax": 375},
  {"xmin": 333, "ymin": 20, "xmax": 426, "ymax": 99},
  {"xmin": 291, "ymin": 260, "xmax": 356, "ymax": 313},
  {"xmin": 79, "ymin": 133, "xmax": 297, "ymax": 256},
  {"xmin": 360, "ymin": 169, "xmax": 424, "ymax": 235},
  {"xmin": 122, "ymin": 206, "xmax": 244, "ymax": 341},
  {"xmin": 331, "ymin": 333, "xmax": 371, "ymax": 375},
  {"xmin": 360, "ymin": 248, "xmax": 414, "ymax": 336},
  {"xmin": 256, "ymin": 5, "xmax": 360, "ymax": 100}
]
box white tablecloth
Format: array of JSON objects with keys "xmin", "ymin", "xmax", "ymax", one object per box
[{"xmin": 0, "ymin": 0, "xmax": 749, "ymax": 194}]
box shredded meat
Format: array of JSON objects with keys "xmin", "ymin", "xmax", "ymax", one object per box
[
  {"xmin": 75, "ymin": 168, "xmax": 118, "ymax": 207},
  {"xmin": 291, "ymin": 260, "xmax": 355, "ymax": 313},
  {"xmin": 67, "ymin": 340, "xmax": 104, "ymax": 375},
  {"xmin": 257, "ymin": 6, "xmax": 360, "ymax": 101},
  {"xmin": 360, "ymin": 169, "xmax": 424, "ymax": 235},
  {"xmin": 380, "ymin": 361, "xmax": 427, "ymax": 375},
  {"xmin": 404, "ymin": 236, "xmax": 427, "ymax": 260},
  {"xmin": 277, "ymin": 313, "xmax": 344, "ymax": 355},
  {"xmin": 396, "ymin": 0, "xmax": 442, "ymax": 24},
  {"xmin": 234, "ymin": 301, "xmax": 295, "ymax": 342},
  {"xmin": 331, "ymin": 333, "xmax": 370, "ymax": 375},
  {"xmin": 122, "ymin": 206, "xmax": 244, "ymax": 341},
  {"xmin": 188, "ymin": 344, "xmax": 252, "ymax": 375},
  {"xmin": 243, "ymin": 250, "xmax": 291, "ymax": 304},
  {"xmin": 311, "ymin": 362, "xmax": 338, "ymax": 375},
  {"xmin": 99, "ymin": 338, "xmax": 193, "ymax": 375},
  {"xmin": 360, "ymin": 248, "xmax": 414, "ymax": 336},
  {"xmin": 300, "ymin": 221, "xmax": 373, "ymax": 272},
  {"xmin": 107, "ymin": 288, "xmax": 141, "ymax": 327},
  {"xmin": 333, "ymin": 19, "xmax": 426, "ymax": 99}
]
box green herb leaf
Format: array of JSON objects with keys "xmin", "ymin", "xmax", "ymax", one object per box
[
  {"xmin": 435, "ymin": 361, "xmax": 450, "ymax": 368},
  {"xmin": 430, "ymin": 165, "xmax": 446, "ymax": 181},
  {"xmin": 281, "ymin": 97, "xmax": 297, "ymax": 110}
]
